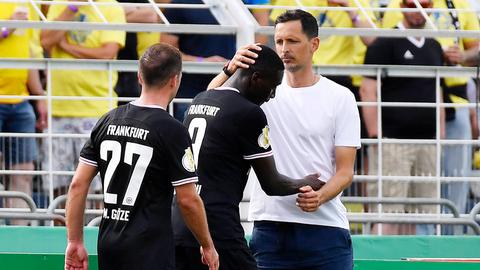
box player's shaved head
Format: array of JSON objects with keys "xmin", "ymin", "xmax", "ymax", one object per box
[
  {"xmin": 235, "ymin": 45, "xmax": 284, "ymax": 105},
  {"xmin": 139, "ymin": 43, "xmax": 182, "ymax": 88}
]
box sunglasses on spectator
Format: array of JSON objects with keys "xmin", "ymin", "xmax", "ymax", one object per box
[{"xmin": 404, "ymin": 1, "xmax": 432, "ymax": 8}]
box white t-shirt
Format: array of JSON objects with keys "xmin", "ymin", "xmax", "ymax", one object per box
[{"xmin": 248, "ymin": 76, "xmax": 361, "ymax": 230}]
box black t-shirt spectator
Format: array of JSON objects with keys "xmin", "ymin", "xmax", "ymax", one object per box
[{"xmin": 364, "ymin": 27, "xmax": 444, "ymax": 139}]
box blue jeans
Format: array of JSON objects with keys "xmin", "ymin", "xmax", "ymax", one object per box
[
  {"xmin": 442, "ymin": 107, "xmax": 471, "ymax": 234},
  {"xmin": 249, "ymin": 221, "xmax": 353, "ymax": 270},
  {"xmin": 0, "ymin": 101, "xmax": 37, "ymax": 165}
]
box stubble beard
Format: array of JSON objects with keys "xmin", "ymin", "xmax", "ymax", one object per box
[{"xmin": 285, "ymin": 63, "xmax": 302, "ymax": 73}]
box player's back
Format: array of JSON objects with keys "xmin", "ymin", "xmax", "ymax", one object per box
[
  {"xmin": 81, "ymin": 102, "xmax": 197, "ymax": 270},
  {"xmin": 174, "ymin": 87, "xmax": 271, "ymax": 249}
]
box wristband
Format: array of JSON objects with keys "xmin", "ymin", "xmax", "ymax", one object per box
[
  {"xmin": 351, "ymin": 13, "xmax": 360, "ymax": 24},
  {"xmin": 1, "ymin": 27, "xmax": 9, "ymax": 39},
  {"xmin": 222, "ymin": 60, "xmax": 234, "ymax": 77},
  {"xmin": 68, "ymin": 4, "xmax": 79, "ymax": 13},
  {"xmin": 197, "ymin": 56, "xmax": 203, "ymax": 62}
]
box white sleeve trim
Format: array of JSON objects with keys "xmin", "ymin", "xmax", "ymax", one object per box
[
  {"xmin": 79, "ymin": 157, "xmax": 98, "ymax": 167},
  {"xmin": 243, "ymin": 150, "xmax": 273, "ymax": 160},
  {"xmin": 171, "ymin": 176, "xmax": 198, "ymax": 187}
]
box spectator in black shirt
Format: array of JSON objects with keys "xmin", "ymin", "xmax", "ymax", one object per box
[{"xmin": 360, "ymin": 0, "xmax": 444, "ymax": 235}]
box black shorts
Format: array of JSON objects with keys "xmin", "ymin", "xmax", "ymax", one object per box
[{"xmin": 175, "ymin": 245, "xmax": 257, "ymax": 270}]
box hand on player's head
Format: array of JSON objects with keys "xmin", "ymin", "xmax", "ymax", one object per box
[{"xmin": 228, "ymin": 43, "xmax": 262, "ymax": 74}]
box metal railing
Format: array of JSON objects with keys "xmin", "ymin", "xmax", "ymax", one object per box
[
  {"xmin": 0, "ymin": 0, "xmax": 478, "ymax": 38},
  {"xmin": 0, "ymin": 191, "xmax": 65, "ymax": 223},
  {"xmin": 0, "ymin": 0, "xmax": 479, "ymax": 235}
]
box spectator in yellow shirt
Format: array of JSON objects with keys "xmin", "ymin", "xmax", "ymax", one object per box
[
  {"xmin": 40, "ymin": 0, "xmax": 126, "ymax": 198},
  {"xmin": 0, "ymin": 3, "xmax": 47, "ymax": 225}
]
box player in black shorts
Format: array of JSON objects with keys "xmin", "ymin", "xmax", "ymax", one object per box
[
  {"xmin": 173, "ymin": 45, "xmax": 324, "ymax": 270},
  {"xmin": 64, "ymin": 43, "xmax": 219, "ymax": 270}
]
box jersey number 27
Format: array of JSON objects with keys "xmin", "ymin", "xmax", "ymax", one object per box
[{"xmin": 100, "ymin": 140, "xmax": 153, "ymax": 206}]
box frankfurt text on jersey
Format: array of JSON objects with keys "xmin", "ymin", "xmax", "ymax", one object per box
[
  {"xmin": 188, "ymin": 104, "xmax": 220, "ymax": 116},
  {"xmin": 107, "ymin": 125, "xmax": 150, "ymax": 140}
]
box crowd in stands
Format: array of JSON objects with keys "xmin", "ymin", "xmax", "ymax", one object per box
[{"xmin": 0, "ymin": 0, "xmax": 479, "ymax": 234}]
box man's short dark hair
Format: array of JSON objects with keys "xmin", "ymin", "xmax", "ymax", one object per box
[
  {"xmin": 274, "ymin": 9, "xmax": 318, "ymax": 39},
  {"xmin": 139, "ymin": 43, "xmax": 182, "ymax": 88},
  {"xmin": 248, "ymin": 45, "xmax": 284, "ymax": 76}
]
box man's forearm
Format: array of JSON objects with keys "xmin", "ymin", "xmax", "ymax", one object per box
[
  {"xmin": 262, "ymin": 174, "xmax": 323, "ymax": 196},
  {"xmin": 62, "ymin": 43, "xmax": 119, "ymax": 59},
  {"xmin": 462, "ymin": 47, "xmax": 480, "ymax": 66},
  {"xmin": 27, "ymin": 69, "xmax": 44, "ymax": 96},
  {"xmin": 125, "ymin": 8, "xmax": 158, "ymax": 23},
  {"xmin": 66, "ymin": 163, "xmax": 97, "ymax": 243},
  {"xmin": 253, "ymin": 157, "xmax": 323, "ymax": 196},
  {"xmin": 66, "ymin": 181, "xmax": 88, "ymax": 242},
  {"xmin": 41, "ymin": 7, "xmax": 77, "ymax": 51},
  {"xmin": 207, "ymin": 72, "xmax": 229, "ymax": 90},
  {"xmin": 348, "ymin": 11, "xmax": 375, "ymax": 46},
  {"xmin": 316, "ymin": 170, "xmax": 353, "ymax": 205},
  {"xmin": 178, "ymin": 195, "xmax": 214, "ymax": 249},
  {"xmin": 360, "ymin": 79, "xmax": 379, "ymax": 137}
]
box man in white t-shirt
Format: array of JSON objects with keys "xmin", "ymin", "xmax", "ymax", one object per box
[{"xmin": 208, "ymin": 9, "xmax": 360, "ymax": 270}]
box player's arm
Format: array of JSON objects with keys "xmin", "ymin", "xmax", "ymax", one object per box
[
  {"xmin": 207, "ymin": 44, "xmax": 261, "ymax": 90},
  {"xmin": 65, "ymin": 162, "xmax": 98, "ymax": 270},
  {"xmin": 296, "ymin": 146, "xmax": 356, "ymax": 212},
  {"xmin": 175, "ymin": 183, "xmax": 219, "ymax": 270},
  {"xmin": 251, "ymin": 156, "xmax": 324, "ymax": 196}
]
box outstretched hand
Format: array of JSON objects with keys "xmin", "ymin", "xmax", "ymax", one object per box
[{"xmin": 65, "ymin": 241, "xmax": 88, "ymax": 270}]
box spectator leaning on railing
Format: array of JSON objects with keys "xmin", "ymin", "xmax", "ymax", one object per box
[
  {"xmin": 0, "ymin": 3, "xmax": 47, "ymax": 225},
  {"xmin": 40, "ymin": 0, "xmax": 126, "ymax": 199}
]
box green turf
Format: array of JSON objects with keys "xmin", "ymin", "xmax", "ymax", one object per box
[
  {"xmin": 0, "ymin": 253, "xmax": 99, "ymax": 270},
  {"xmin": 2, "ymin": 227, "xmax": 480, "ymax": 270},
  {"xmin": 354, "ymin": 259, "xmax": 480, "ymax": 270}
]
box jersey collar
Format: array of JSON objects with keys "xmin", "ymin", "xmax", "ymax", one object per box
[
  {"xmin": 397, "ymin": 22, "xmax": 425, "ymax": 48},
  {"xmin": 214, "ymin": 87, "xmax": 240, "ymax": 93},
  {"xmin": 130, "ymin": 100, "xmax": 166, "ymax": 110}
]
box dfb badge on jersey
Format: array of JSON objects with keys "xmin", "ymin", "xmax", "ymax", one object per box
[
  {"xmin": 182, "ymin": 147, "xmax": 196, "ymax": 173},
  {"xmin": 257, "ymin": 126, "xmax": 270, "ymax": 149}
]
